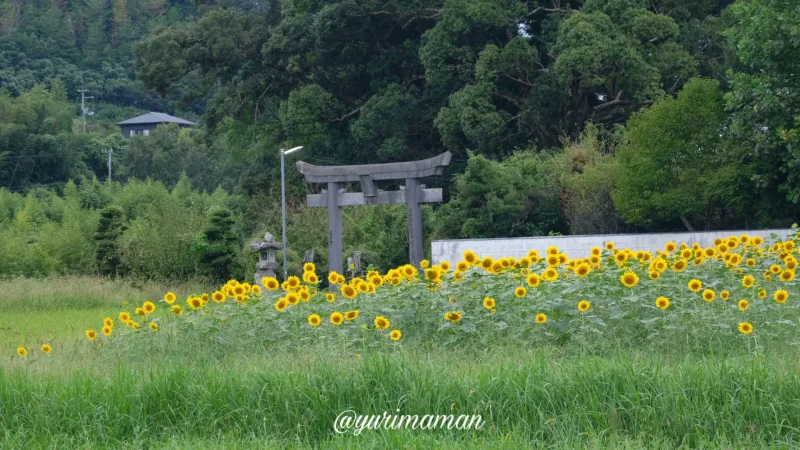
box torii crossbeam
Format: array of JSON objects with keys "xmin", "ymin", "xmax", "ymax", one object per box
[{"xmin": 297, "ymin": 152, "xmax": 452, "ymax": 275}]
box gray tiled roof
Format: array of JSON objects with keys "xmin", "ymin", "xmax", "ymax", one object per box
[{"xmin": 116, "ymin": 112, "xmax": 196, "ymax": 126}]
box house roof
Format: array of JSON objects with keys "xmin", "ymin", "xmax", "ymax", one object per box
[{"xmin": 116, "ymin": 112, "xmax": 196, "ymax": 126}]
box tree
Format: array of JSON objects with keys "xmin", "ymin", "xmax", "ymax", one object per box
[
  {"xmin": 725, "ymin": 0, "xmax": 800, "ymax": 210},
  {"xmin": 94, "ymin": 205, "xmax": 127, "ymax": 277},
  {"xmin": 435, "ymin": 151, "xmax": 565, "ymax": 239},
  {"xmin": 194, "ymin": 207, "xmax": 240, "ymax": 283},
  {"xmin": 613, "ymin": 77, "xmax": 734, "ymax": 230}
]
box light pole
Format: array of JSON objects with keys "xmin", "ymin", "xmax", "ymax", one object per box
[{"xmin": 281, "ymin": 145, "xmax": 303, "ymax": 281}]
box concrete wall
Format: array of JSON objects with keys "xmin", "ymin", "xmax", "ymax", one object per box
[{"xmin": 431, "ymin": 229, "xmax": 794, "ymax": 264}]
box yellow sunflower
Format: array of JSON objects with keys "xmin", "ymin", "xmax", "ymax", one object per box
[
  {"xmin": 535, "ymin": 313, "xmax": 547, "ymax": 324},
  {"xmin": 40, "ymin": 344, "xmax": 51, "ymax": 354},
  {"xmin": 738, "ymin": 299, "xmax": 749, "ymax": 311},
  {"xmin": 308, "ymin": 314, "xmax": 321, "ymax": 327},
  {"xmin": 483, "ymin": 297, "xmax": 496, "ymax": 310},
  {"xmin": 514, "ymin": 287, "xmax": 527, "ymax": 298},
  {"xmin": 577, "ymin": 300, "xmax": 591, "ymax": 312},
  {"xmin": 655, "ymin": 297, "xmax": 669, "ymax": 310},
  {"xmin": 85, "ymin": 329, "xmax": 98, "ymax": 340},
  {"xmin": 774, "ymin": 290, "xmax": 789, "ymax": 304},
  {"xmin": 444, "ymin": 311, "xmax": 463, "ymax": 323},
  {"xmin": 374, "ymin": 316, "xmax": 390, "ymax": 330},
  {"xmin": 688, "ymin": 279, "xmax": 703, "ymax": 292},
  {"xmin": 738, "ymin": 322, "xmax": 753, "ymax": 334},
  {"xmin": 620, "ymin": 271, "xmax": 639, "ymax": 288},
  {"xmin": 389, "ymin": 329, "xmax": 402, "ymax": 341},
  {"xmin": 164, "ymin": 292, "xmax": 176, "ymax": 304},
  {"xmin": 17, "ymin": 347, "xmax": 27, "ymax": 357},
  {"xmin": 345, "ymin": 310, "xmax": 359, "ymax": 321},
  {"xmin": 330, "ymin": 312, "xmax": 344, "ymax": 325},
  {"xmin": 702, "ymin": 289, "xmax": 716, "ymax": 302}
]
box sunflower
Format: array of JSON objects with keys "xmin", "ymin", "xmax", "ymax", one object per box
[
  {"xmin": 672, "ymin": 260, "xmax": 687, "ymax": 272},
  {"xmin": 547, "ymin": 254, "xmax": 560, "ymax": 267},
  {"xmin": 720, "ymin": 290, "xmax": 730, "ymax": 301},
  {"xmin": 738, "ymin": 322, "xmax": 754, "ymax": 334},
  {"xmin": 325, "ymin": 292, "xmax": 335, "ymax": 303},
  {"xmin": 274, "ymin": 298, "xmax": 288, "ymax": 311},
  {"xmin": 664, "ymin": 242, "xmax": 677, "ymax": 253},
  {"xmin": 614, "ymin": 252, "xmax": 628, "ymax": 265},
  {"xmin": 303, "ymin": 262, "xmax": 316, "ymax": 273},
  {"xmin": 483, "ymin": 297, "xmax": 496, "ymax": 310},
  {"xmin": 688, "ymin": 279, "xmax": 703, "ymax": 292},
  {"xmin": 444, "ymin": 311, "xmax": 463, "ymax": 323},
  {"xmin": 233, "ymin": 285, "xmax": 245, "ymax": 296},
  {"xmin": 305, "ymin": 272, "xmax": 320, "ymax": 284},
  {"xmin": 86, "ymin": 329, "xmax": 98, "ymax": 340},
  {"xmin": 299, "ymin": 290, "xmax": 311, "ymax": 302},
  {"xmin": 146, "ymin": 322, "xmax": 157, "ymax": 332},
  {"xmin": 345, "ymin": 310, "xmax": 359, "ymax": 321},
  {"xmin": 605, "ymin": 241, "xmax": 615, "ymax": 251},
  {"xmin": 535, "ymin": 313, "xmax": 547, "ymax": 324},
  {"xmin": 17, "ymin": 347, "xmax": 27, "ymax": 357},
  {"xmin": 440, "ymin": 261, "xmax": 451, "ymax": 272},
  {"xmin": 308, "ymin": 314, "xmax": 321, "ymax": 327},
  {"xmin": 752, "ymin": 236, "xmax": 764, "ymax": 246},
  {"xmin": 251, "ymin": 285, "xmax": 262, "ymax": 293},
  {"xmin": 770, "ymin": 264, "xmax": 782, "ymax": 274},
  {"xmin": 40, "ymin": 344, "xmax": 51, "ymax": 354},
  {"xmin": 374, "ymin": 316, "xmax": 390, "ymax": 329},
  {"xmin": 478, "ymin": 257, "xmax": 493, "ymax": 272},
  {"xmin": 164, "ymin": 292, "xmax": 176, "ymax": 304},
  {"xmin": 134, "ymin": 307, "xmax": 145, "ymax": 317},
  {"xmin": 119, "ymin": 312, "xmax": 130, "ymax": 323},
  {"xmin": 171, "ymin": 305, "xmax": 183, "ymax": 316},
  {"xmin": 143, "ymin": 301, "xmax": 156, "ymax": 314},
  {"xmin": 702, "ymin": 289, "xmax": 716, "ymax": 302},
  {"xmin": 463, "ymin": 250, "xmax": 478, "ymax": 264},
  {"xmin": 742, "ymin": 275, "xmax": 755, "ymax": 288},
  {"xmin": 543, "ymin": 268, "xmax": 558, "ymax": 281},
  {"xmin": 774, "ymin": 290, "xmax": 789, "ymax": 304},
  {"xmin": 212, "ymin": 291, "xmax": 226, "ymax": 303},
  {"xmin": 781, "ymin": 270, "xmax": 795, "ymax": 282},
  {"xmin": 456, "ymin": 261, "xmax": 470, "ymax": 272},
  {"xmin": 330, "ymin": 312, "xmax": 344, "ymax": 325},
  {"xmin": 102, "ymin": 326, "xmax": 112, "ymax": 336},
  {"xmin": 738, "ymin": 299, "xmax": 749, "ymax": 311},
  {"xmin": 575, "ymin": 263, "xmax": 591, "ymax": 277},
  {"xmin": 287, "ymin": 276, "xmax": 301, "ymax": 289},
  {"xmin": 188, "ymin": 297, "xmax": 203, "ymax": 310},
  {"xmin": 526, "ymin": 273, "xmax": 541, "ymax": 287},
  {"xmin": 425, "ymin": 268, "xmax": 442, "ymax": 283},
  {"xmin": 758, "ymin": 289, "xmax": 767, "ymax": 299},
  {"xmin": 102, "ymin": 317, "xmax": 113, "ymax": 328},
  {"xmin": 746, "ymin": 258, "xmax": 756, "ymax": 267},
  {"xmin": 577, "ymin": 300, "xmax": 591, "ymax": 312},
  {"xmin": 514, "ymin": 287, "xmax": 527, "ymax": 298},
  {"xmin": 341, "ymin": 285, "xmax": 357, "ymax": 300},
  {"xmin": 620, "ymin": 272, "xmax": 639, "ymax": 288},
  {"xmin": 655, "ymin": 297, "xmax": 669, "ymax": 310},
  {"xmin": 286, "ymin": 293, "xmax": 299, "ymax": 305},
  {"xmin": 655, "ymin": 260, "xmax": 668, "ymax": 272},
  {"xmin": 389, "ymin": 329, "xmax": 402, "ymax": 341},
  {"xmin": 262, "ymin": 277, "xmax": 279, "ymax": 290},
  {"xmin": 649, "ymin": 271, "xmax": 660, "ymax": 280}
]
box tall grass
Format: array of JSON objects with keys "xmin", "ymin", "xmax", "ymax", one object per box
[{"xmin": 1, "ymin": 347, "xmax": 800, "ymax": 448}]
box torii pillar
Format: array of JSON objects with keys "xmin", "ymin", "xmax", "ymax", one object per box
[{"xmin": 297, "ymin": 152, "xmax": 451, "ymax": 275}]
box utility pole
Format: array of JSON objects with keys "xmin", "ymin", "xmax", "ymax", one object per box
[
  {"xmin": 101, "ymin": 149, "xmax": 113, "ymax": 183},
  {"xmin": 77, "ymin": 89, "xmax": 94, "ymax": 132}
]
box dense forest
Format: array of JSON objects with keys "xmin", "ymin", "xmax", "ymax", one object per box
[{"xmin": 0, "ymin": 0, "xmax": 798, "ymax": 279}]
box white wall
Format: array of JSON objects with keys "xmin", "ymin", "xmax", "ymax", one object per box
[{"xmin": 431, "ymin": 229, "xmax": 794, "ymax": 264}]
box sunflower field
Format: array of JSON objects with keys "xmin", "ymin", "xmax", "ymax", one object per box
[{"xmin": 16, "ymin": 230, "xmax": 800, "ymax": 360}]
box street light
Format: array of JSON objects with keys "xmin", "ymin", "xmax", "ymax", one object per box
[{"xmin": 281, "ymin": 146, "xmax": 303, "ymax": 281}]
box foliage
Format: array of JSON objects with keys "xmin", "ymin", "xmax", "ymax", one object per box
[
  {"xmin": 94, "ymin": 205, "xmax": 127, "ymax": 277},
  {"xmin": 613, "ymin": 78, "xmax": 735, "ymax": 230},
  {"xmin": 435, "ymin": 151, "xmax": 565, "ymax": 239},
  {"xmin": 725, "ymin": 0, "xmax": 800, "ymax": 208},
  {"xmin": 193, "ymin": 206, "xmax": 240, "ymax": 283}
]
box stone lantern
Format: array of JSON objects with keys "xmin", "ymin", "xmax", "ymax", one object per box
[{"xmin": 249, "ymin": 232, "xmax": 282, "ymax": 289}]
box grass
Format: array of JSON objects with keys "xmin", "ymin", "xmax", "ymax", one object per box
[
  {"xmin": 3, "ymin": 347, "xmax": 800, "ymax": 448},
  {"xmin": 0, "ymin": 276, "xmax": 209, "ymax": 350},
  {"xmin": 4, "ymin": 276, "xmax": 800, "ymax": 448}
]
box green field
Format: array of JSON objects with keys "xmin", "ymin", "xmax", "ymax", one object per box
[{"xmin": 2, "ymin": 277, "xmax": 800, "ymax": 448}]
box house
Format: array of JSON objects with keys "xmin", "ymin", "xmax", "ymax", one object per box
[{"xmin": 117, "ymin": 112, "xmax": 195, "ymax": 138}]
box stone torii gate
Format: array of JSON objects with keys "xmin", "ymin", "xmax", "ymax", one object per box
[{"xmin": 297, "ymin": 152, "xmax": 452, "ymax": 275}]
